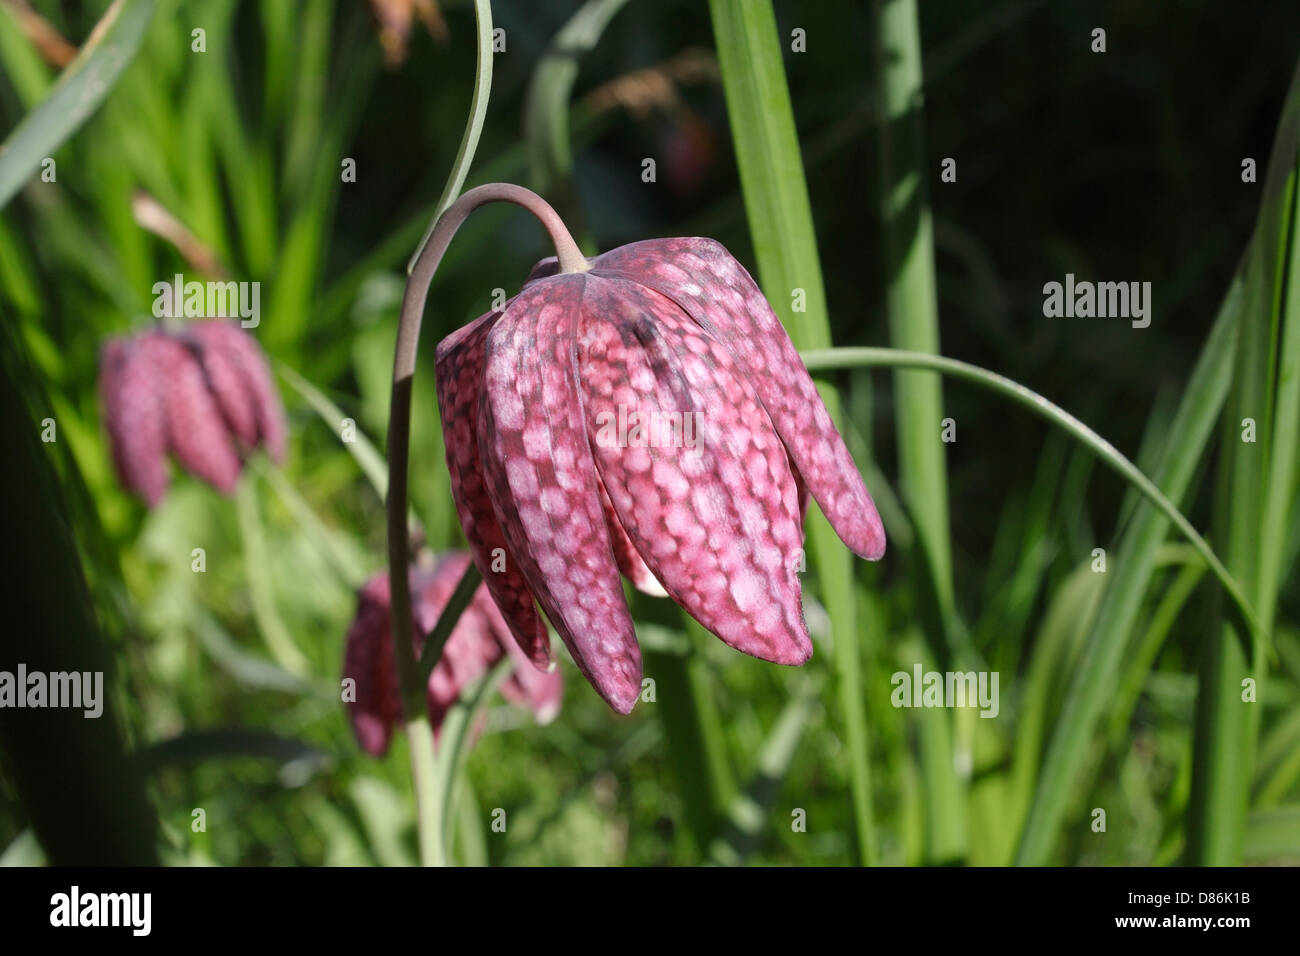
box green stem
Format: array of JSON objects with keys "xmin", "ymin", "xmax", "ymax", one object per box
[
  {"xmin": 408, "ymin": 0, "xmax": 496, "ymax": 273},
  {"xmin": 436, "ymin": 659, "xmax": 511, "ymax": 859},
  {"xmin": 405, "ymin": 716, "xmax": 443, "ymax": 866},
  {"xmin": 873, "ymin": 0, "xmax": 965, "ymax": 865},
  {"xmin": 389, "ymin": 0, "xmax": 494, "ymax": 867},
  {"xmin": 418, "ymin": 561, "xmax": 483, "ymax": 682},
  {"xmin": 388, "ymin": 182, "xmax": 585, "ymax": 867},
  {"xmin": 801, "ymin": 346, "xmax": 1262, "ymax": 640}
]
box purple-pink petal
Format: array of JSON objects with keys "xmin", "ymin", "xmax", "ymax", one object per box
[
  {"xmin": 435, "ymin": 311, "xmax": 553, "ymax": 668},
  {"xmin": 478, "ymin": 277, "xmax": 643, "ymax": 714},
  {"xmin": 186, "ymin": 321, "xmax": 263, "ymax": 449},
  {"xmin": 147, "ymin": 334, "xmax": 242, "ymax": 495},
  {"xmin": 189, "ymin": 319, "xmax": 286, "ymax": 463},
  {"xmin": 343, "ymin": 574, "xmax": 403, "ymax": 757},
  {"xmin": 100, "ymin": 337, "xmax": 170, "ymax": 507},
  {"xmin": 578, "ymin": 277, "xmax": 811, "ymax": 665},
  {"xmin": 589, "ymin": 237, "xmax": 886, "ymax": 561}
]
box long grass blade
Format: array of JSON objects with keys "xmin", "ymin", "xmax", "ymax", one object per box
[
  {"xmin": 408, "ymin": 0, "xmax": 496, "ymax": 271},
  {"xmin": 708, "ymin": 0, "xmax": 876, "ymax": 865},
  {"xmin": 1188, "ymin": 59, "xmax": 1300, "ymax": 864},
  {"xmin": 802, "ymin": 346, "xmax": 1256, "ymax": 630},
  {"xmin": 0, "ymin": 0, "xmax": 155, "ymax": 209}
]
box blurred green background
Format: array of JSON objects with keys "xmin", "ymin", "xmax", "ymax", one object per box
[{"xmin": 2, "ymin": 0, "xmax": 1300, "ymax": 866}]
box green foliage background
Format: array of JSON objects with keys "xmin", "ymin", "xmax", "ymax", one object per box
[{"xmin": 2, "ymin": 0, "xmax": 1300, "ymax": 866}]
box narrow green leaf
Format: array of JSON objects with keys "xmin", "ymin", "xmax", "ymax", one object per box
[
  {"xmin": 802, "ymin": 346, "xmax": 1254, "ymax": 627},
  {"xmin": 1012, "ymin": 267, "xmax": 1241, "ymax": 864},
  {"xmin": 277, "ymin": 361, "xmax": 389, "ymax": 497},
  {"xmin": 408, "ymin": 0, "xmax": 496, "ymax": 271},
  {"xmin": 0, "ymin": 0, "xmax": 156, "ymax": 210},
  {"xmin": 708, "ymin": 0, "xmax": 876, "ymax": 865},
  {"xmin": 1188, "ymin": 59, "xmax": 1300, "ymax": 864}
]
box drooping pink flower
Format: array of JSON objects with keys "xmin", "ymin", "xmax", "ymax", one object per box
[
  {"xmin": 98, "ymin": 320, "xmax": 286, "ymax": 506},
  {"xmin": 343, "ymin": 552, "xmax": 563, "ymax": 757},
  {"xmin": 435, "ymin": 237, "xmax": 885, "ymax": 715}
]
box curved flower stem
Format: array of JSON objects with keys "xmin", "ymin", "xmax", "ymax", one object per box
[
  {"xmin": 393, "ymin": 0, "xmax": 496, "ymax": 869},
  {"xmin": 387, "ymin": 183, "xmax": 585, "ymax": 867},
  {"xmin": 800, "ymin": 346, "xmax": 1265, "ymax": 646}
]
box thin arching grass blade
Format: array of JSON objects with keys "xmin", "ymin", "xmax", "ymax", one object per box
[{"xmin": 0, "ymin": 0, "xmax": 155, "ymax": 209}]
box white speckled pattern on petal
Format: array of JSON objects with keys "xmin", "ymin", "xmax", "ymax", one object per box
[
  {"xmin": 478, "ymin": 276, "xmax": 643, "ymax": 714},
  {"xmin": 589, "ymin": 238, "xmax": 885, "ymax": 561},
  {"xmin": 435, "ymin": 310, "xmax": 552, "ymax": 668},
  {"xmin": 577, "ymin": 277, "xmax": 811, "ymax": 665}
]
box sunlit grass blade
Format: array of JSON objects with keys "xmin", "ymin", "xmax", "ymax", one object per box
[
  {"xmin": 873, "ymin": 0, "xmax": 967, "ymax": 864},
  {"xmin": 277, "ymin": 362, "xmax": 389, "ymax": 497},
  {"xmin": 802, "ymin": 347, "xmax": 1255, "ymax": 628},
  {"xmin": 873, "ymin": 0, "xmax": 955, "ymax": 629},
  {"xmin": 234, "ymin": 478, "xmax": 312, "ymax": 677},
  {"xmin": 708, "ymin": 0, "xmax": 876, "ymax": 865},
  {"xmin": 0, "ymin": 0, "xmax": 155, "ymax": 210},
  {"xmin": 1189, "ymin": 60, "xmax": 1300, "ymax": 864},
  {"xmin": 1009, "ymin": 264, "xmax": 1240, "ymax": 863},
  {"xmin": 436, "ymin": 659, "xmax": 510, "ymax": 861}
]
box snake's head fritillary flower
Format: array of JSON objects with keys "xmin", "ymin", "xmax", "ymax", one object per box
[
  {"xmin": 435, "ymin": 237, "xmax": 885, "ymax": 715},
  {"xmin": 343, "ymin": 552, "xmax": 563, "ymax": 757},
  {"xmin": 98, "ymin": 320, "xmax": 285, "ymax": 506}
]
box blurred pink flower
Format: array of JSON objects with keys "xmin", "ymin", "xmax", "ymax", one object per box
[
  {"xmin": 98, "ymin": 320, "xmax": 285, "ymax": 506},
  {"xmin": 343, "ymin": 552, "xmax": 563, "ymax": 757},
  {"xmin": 435, "ymin": 237, "xmax": 885, "ymax": 714}
]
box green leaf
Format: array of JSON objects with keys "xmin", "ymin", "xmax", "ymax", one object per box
[
  {"xmin": 708, "ymin": 0, "xmax": 876, "ymax": 865},
  {"xmin": 1188, "ymin": 58, "xmax": 1300, "ymax": 864},
  {"xmin": 1014, "ymin": 261, "xmax": 1241, "ymax": 864},
  {"xmin": 0, "ymin": 0, "xmax": 156, "ymax": 210},
  {"xmin": 802, "ymin": 346, "xmax": 1255, "ymax": 629}
]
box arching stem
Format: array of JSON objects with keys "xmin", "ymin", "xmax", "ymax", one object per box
[{"xmin": 386, "ymin": 183, "xmax": 585, "ymax": 866}]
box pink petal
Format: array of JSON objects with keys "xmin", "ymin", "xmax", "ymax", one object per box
[
  {"xmin": 417, "ymin": 555, "xmax": 504, "ymax": 735},
  {"xmin": 532, "ymin": 259, "xmax": 665, "ymax": 598},
  {"xmin": 578, "ymin": 276, "xmax": 811, "ymax": 666},
  {"xmin": 435, "ymin": 312, "xmax": 553, "ymax": 668},
  {"xmin": 590, "ymin": 238, "xmax": 885, "ymax": 560},
  {"xmin": 596, "ymin": 470, "xmax": 667, "ymax": 597},
  {"xmin": 342, "ymin": 574, "xmax": 403, "ymax": 757},
  {"xmin": 100, "ymin": 336, "xmax": 170, "ymax": 507},
  {"xmin": 147, "ymin": 334, "xmax": 243, "ymax": 494},
  {"xmin": 186, "ymin": 321, "xmax": 261, "ymax": 448},
  {"xmin": 190, "ymin": 320, "xmax": 286, "ymax": 462},
  {"xmin": 478, "ymin": 275, "xmax": 643, "ymax": 714}
]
